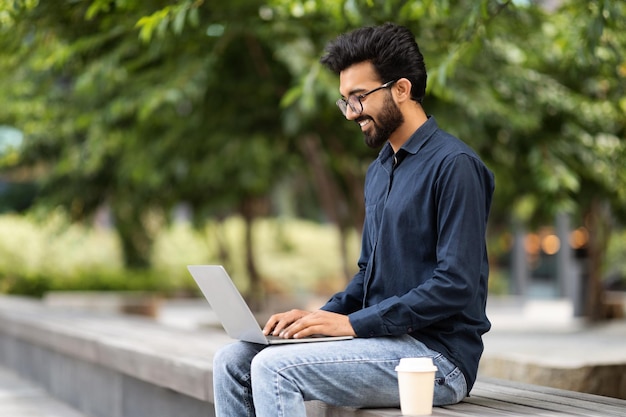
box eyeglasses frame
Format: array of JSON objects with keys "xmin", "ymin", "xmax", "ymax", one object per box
[{"xmin": 336, "ymin": 79, "xmax": 398, "ymax": 116}]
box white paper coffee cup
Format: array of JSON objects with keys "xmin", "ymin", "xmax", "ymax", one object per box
[{"xmin": 395, "ymin": 357, "xmax": 438, "ymax": 416}]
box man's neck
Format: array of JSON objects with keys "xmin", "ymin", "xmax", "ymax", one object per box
[{"xmin": 388, "ymin": 105, "xmax": 428, "ymax": 153}]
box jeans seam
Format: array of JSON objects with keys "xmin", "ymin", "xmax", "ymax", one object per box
[
  {"xmin": 241, "ymin": 373, "xmax": 253, "ymax": 417},
  {"xmin": 275, "ymin": 357, "xmax": 400, "ymax": 375}
]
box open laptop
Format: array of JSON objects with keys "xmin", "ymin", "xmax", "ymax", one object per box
[{"xmin": 187, "ymin": 265, "xmax": 353, "ymax": 345}]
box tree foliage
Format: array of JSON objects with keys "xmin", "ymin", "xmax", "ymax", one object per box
[
  {"xmin": 1, "ymin": 0, "xmax": 293, "ymax": 274},
  {"xmin": 1, "ymin": 0, "xmax": 625, "ymax": 316}
]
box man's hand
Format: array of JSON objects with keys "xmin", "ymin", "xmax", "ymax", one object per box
[{"xmin": 263, "ymin": 309, "xmax": 356, "ymax": 339}]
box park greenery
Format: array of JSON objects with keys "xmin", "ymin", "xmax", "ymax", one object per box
[
  {"xmin": 0, "ymin": 212, "xmax": 362, "ymax": 302},
  {"xmin": 0, "ymin": 0, "xmax": 625, "ymax": 318}
]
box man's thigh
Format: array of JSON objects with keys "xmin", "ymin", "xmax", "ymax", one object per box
[{"xmin": 250, "ymin": 335, "xmax": 434, "ymax": 408}]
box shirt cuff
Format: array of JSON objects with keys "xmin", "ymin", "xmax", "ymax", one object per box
[{"xmin": 348, "ymin": 306, "xmax": 387, "ymax": 338}]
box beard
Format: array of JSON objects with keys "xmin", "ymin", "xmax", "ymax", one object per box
[{"xmin": 362, "ymin": 94, "xmax": 404, "ymax": 149}]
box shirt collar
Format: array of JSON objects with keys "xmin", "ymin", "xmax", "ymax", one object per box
[
  {"xmin": 401, "ymin": 115, "xmax": 439, "ymax": 155},
  {"xmin": 378, "ymin": 116, "xmax": 439, "ymax": 167}
]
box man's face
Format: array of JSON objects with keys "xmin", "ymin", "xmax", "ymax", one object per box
[{"xmin": 338, "ymin": 62, "xmax": 404, "ymax": 149}]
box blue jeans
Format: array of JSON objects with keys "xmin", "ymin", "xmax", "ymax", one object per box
[{"xmin": 212, "ymin": 335, "xmax": 467, "ymax": 417}]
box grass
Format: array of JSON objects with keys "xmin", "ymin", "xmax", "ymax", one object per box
[{"xmin": 0, "ymin": 212, "xmax": 361, "ymax": 298}]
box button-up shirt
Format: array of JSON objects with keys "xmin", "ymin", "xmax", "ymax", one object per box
[{"xmin": 322, "ymin": 116, "xmax": 495, "ymax": 391}]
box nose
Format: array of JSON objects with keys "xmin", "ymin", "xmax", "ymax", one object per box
[{"xmin": 344, "ymin": 105, "xmax": 360, "ymax": 121}]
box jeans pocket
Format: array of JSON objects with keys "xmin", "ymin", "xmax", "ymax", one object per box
[{"xmin": 432, "ymin": 354, "xmax": 468, "ymax": 405}]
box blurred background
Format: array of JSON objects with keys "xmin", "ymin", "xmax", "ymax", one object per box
[{"xmin": 0, "ymin": 0, "xmax": 625, "ymax": 321}]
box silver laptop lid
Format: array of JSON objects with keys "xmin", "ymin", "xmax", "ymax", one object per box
[
  {"xmin": 188, "ymin": 265, "xmax": 353, "ymax": 345},
  {"xmin": 187, "ymin": 265, "xmax": 269, "ymax": 344}
]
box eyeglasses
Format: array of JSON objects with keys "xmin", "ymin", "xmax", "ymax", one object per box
[{"xmin": 336, "ymin": 80, "xmax": 397, "ymax": 116}]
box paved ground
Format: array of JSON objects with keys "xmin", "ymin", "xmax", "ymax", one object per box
[{"xmin": 0, "ymin": 366, "xmax": 89, "ymax": 417}]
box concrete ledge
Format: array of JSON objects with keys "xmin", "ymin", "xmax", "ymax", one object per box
[
  {"xmin": 2, "ymin": 295, "xmax": 626, "ymax": 417},
  {"xmin": 0, "ymin": 295, "xmax": 408, "ymax": 417},
  {"xmin": 0, "ymin": 295, "xmax": 230, "ymax": 417}
]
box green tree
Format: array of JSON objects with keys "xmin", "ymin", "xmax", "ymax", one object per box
[
  {"xmin": 1, "ymin": 0, "xmax": 293, "ymax": 300},
  {"xmin": 426, "ymin": 0, "xmax": 626, "ymax": 319}
]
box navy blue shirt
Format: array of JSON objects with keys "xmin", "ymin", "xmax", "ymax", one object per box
[{"xmin": 321, "ymin": 117, "xmax": 494, "ymax": 392}]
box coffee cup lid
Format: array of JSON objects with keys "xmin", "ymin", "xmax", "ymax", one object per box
[{"xmin": 395, "ymin": 357, "xmax": 438, "ymax": 372}]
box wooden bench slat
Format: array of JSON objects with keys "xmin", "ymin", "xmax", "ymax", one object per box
[
  {"xmin": 472, "ymin": 379, "xmax": 625, "ymax": 416},
  {"xmin": 473, "ymin": 379, "xmax": 626, "ymax": 416},
  {"xmin": 465, "ymin": 395, "xmax": 595, "ymax": 416},
  {"xmin": 438, "ymin": 400, "xmax": 533, "ymax": 416},
  {"xmin": 477, "ymin": 377, "xmax": 626, "ymax": 407}
]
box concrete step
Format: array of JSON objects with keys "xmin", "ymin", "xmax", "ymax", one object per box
[{"xmin": 0, "ymin": 366, "xmax": 90, "ymax": 417}]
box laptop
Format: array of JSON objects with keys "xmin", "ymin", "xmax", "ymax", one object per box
[{"xmin": 187, "ymin": 265, "xmax": 353, "ymax": 345}]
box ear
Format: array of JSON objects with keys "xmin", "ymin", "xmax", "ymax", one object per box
[{"xmin": 394, "ymin": 78, "xmax": 412, "ymax": 103}]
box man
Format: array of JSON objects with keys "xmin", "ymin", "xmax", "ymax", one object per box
[{"xmin": 212, "ymin": 22, "xmax": 495, "ymax": 417}]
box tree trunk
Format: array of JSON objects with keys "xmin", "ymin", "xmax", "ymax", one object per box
[
  {"xmin": 584, "ymin": 199, "xmax": 612, "ymax": 321},
  {"xmin": 240, "ymin": 197, "xmax": 264, "ymax": 311},
  {"xmin": 299, "ymin": 134, "xmax": 360, "ymax": 283},
  {"xmin": 211, "ymin": 217, "xmax": 232, "ymax": 271},
  {"xmin": 111, "ymin": 202, "xmax": 155, "ymax": 270}
]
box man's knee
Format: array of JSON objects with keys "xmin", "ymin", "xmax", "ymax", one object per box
[
  {"xmin": 250, "ymin": 346, "xmax": 297, "ymax": 387},
  {"xmin": 214, "ymin": 342, "xmax": 258, "ymax": 376},
  {"xmin": 249, "ymin": 347, "xmax": 275, "ymax": 378},
  {"xmin": 214, "ymin": 343, "xmax": 238, "ymax": 368}
]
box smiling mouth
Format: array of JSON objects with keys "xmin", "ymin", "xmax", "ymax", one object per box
[{"xmin": 357, "ymin": 118, "xmax": 372, "ymax": 129}]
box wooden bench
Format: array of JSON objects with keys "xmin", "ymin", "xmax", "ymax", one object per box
[{"xmin": 0, "ymin": 295, "xmax": 624, "ymax": 417}]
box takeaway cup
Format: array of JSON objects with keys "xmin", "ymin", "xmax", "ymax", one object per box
[{"xmin": 395, "ymin": 357, "xmax": 438, "ymax": 416}]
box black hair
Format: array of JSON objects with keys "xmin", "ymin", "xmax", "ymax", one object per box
[{"xmin": 320, "ymin": 23, "xmax": 427, "ymax": 103}]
